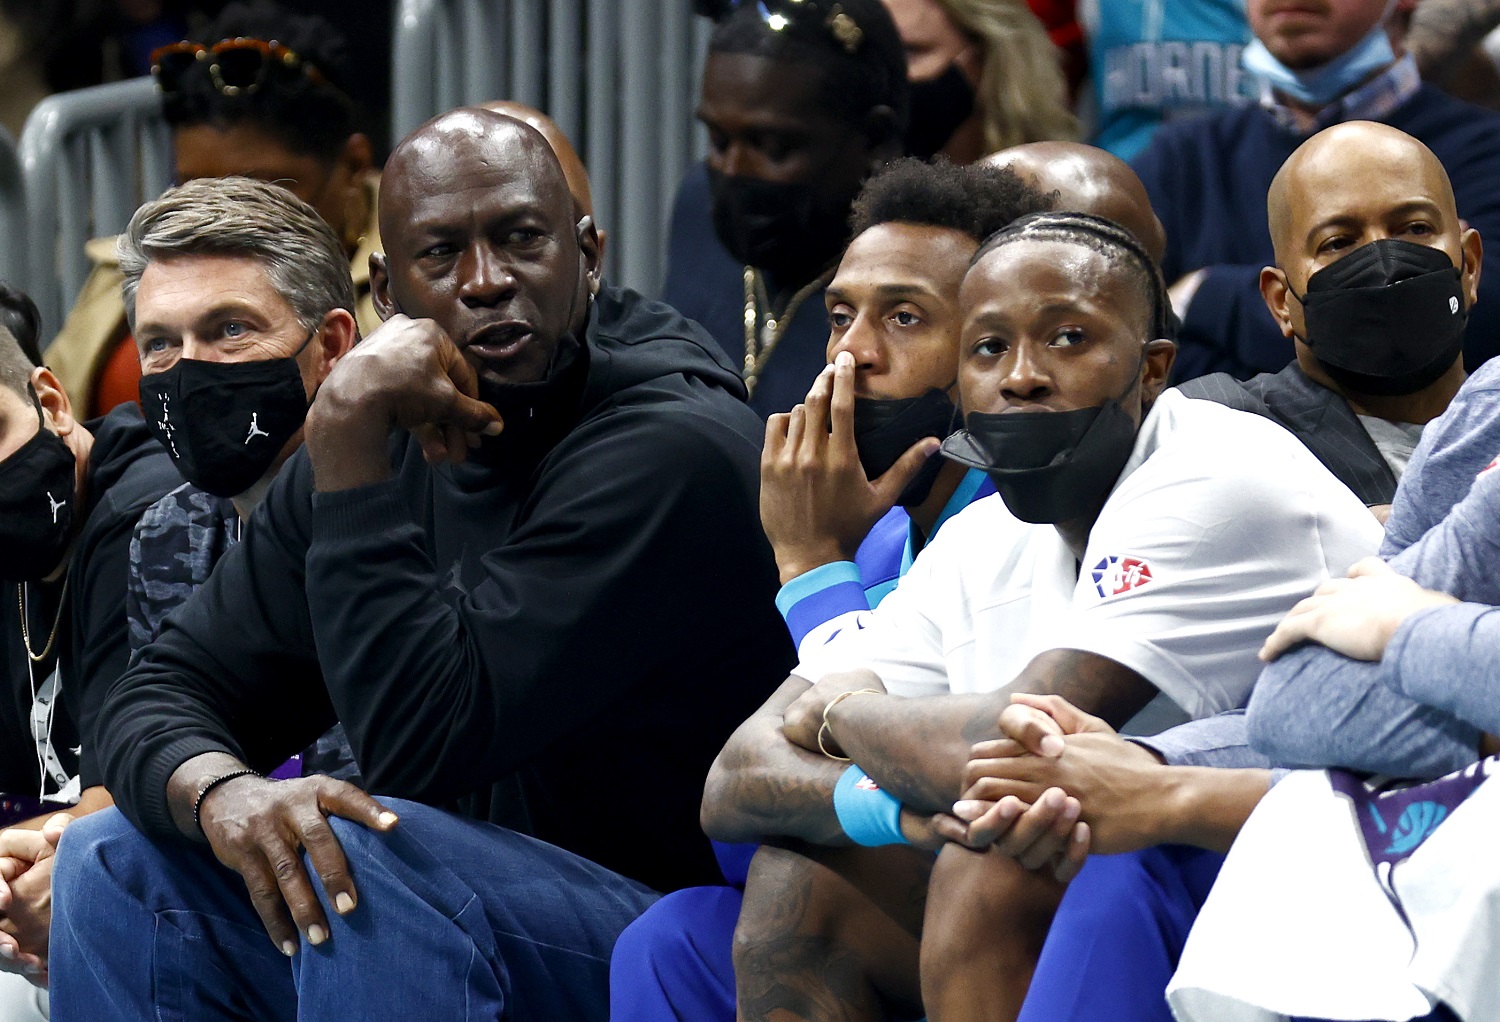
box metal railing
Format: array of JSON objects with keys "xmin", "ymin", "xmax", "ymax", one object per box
[
  {"xmin": 18, "ymin": 78, "xmax": 172, "ymax": 340},
  {"xmin": 12, "ymin": 4, "xmax": 713, "ymax": 336},
  {"xmin": 0, "ymin": 128, "xmax": 25, "ymax": 294},
  {"xmin": 391, "ymin": 0, "xmax": 712, "ymax": 295}
]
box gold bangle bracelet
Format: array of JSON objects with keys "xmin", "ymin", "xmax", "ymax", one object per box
[{"xmin": 817, "ymin": 688, "xmax": 883, "ymax": 761}]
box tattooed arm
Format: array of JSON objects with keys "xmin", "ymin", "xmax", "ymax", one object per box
[
  {"xmin": 703, "ymin": 652, "xmax": 1156, "ymax": 842},
  {"xmin": 700, "ymin": 675, "xmax": 856, "ymax": 845},
  {"xmin": 824, "ymin": 649, "xmax": 1159, "ymax": 810},
  {"xmin": 1408, "ymin": 0, "xmax": 1500, "ymax": 84}
]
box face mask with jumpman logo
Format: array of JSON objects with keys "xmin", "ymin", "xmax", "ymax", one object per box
[
  {"xmin": 139, "ymin": 329, "xmax": 316, "ymax": 498},
  {"xmin": 0, "ymin": 392, "xmax": 77, "ymax": 581}
]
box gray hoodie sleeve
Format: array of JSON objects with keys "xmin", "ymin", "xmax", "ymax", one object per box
[
  {"xmin": 1247, "ymin": 645, "xmax": 1480, "ymax": 778},
  {"xmin": 1246, "ymin": 361, "xmax": 1500, "ymax": 777},
  {"xmin": 1385, "ymin": 602, "xmax": 1500, "ymax": 734},
  {"xmin": 1131, "ymin": 710, "xmax": 1273, "ymax": 769}
]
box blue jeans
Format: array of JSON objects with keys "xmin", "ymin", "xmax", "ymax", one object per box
[{"xmin": 48, "ymin": 800, "xmax": 659, "ymax": 1021}]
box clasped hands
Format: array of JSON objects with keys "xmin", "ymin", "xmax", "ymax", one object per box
[
  {"xmin": 781, "ymin": 674, "xmax": 1163, "ymax": 883},
  {"xmin": 0, "ymin": 812, "xmax": 74, "ymax": 987}
]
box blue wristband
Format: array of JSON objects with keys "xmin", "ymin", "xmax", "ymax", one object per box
[{"xmin": 833, "ymin": 764, "xmax": 908, "ymax": 847}]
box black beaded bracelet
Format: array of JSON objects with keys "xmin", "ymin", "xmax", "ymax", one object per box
[{"xmin": 192, "ymin": 768, "xmax": 260, "ymax": 833}]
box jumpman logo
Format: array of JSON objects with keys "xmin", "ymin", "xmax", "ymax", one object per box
[
  {"xmin": 45, "ymin": 491, "xmax": 65, "ymax": 524},
  {"xmin": 245, "ymin": 413, "xmax": 271, "ymax": 444},
  {"xmin": 156, "ymin": 395, "xmax": 179, "ymax": 458}
]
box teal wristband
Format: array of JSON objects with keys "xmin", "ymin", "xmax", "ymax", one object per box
[{"xmin": 833, "ymin": 764, "xmax": 908, "ymax": 847}]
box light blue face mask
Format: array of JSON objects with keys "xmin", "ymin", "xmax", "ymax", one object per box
[{"xmin": 1242, "ymin": 5, "xmax": 1398, "ymax": 106}]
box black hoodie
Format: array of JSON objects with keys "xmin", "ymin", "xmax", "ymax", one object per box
[
  {"xmin": 2, "ymin": 405, "xmax": 180, "ymax": 801},
  {"xmin": 99, "ymin": 286, "xmax": 795, "ymax": 892}
]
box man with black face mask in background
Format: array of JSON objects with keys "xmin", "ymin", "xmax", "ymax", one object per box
[
  {"xmin": 1183, "ymin": 121, "xmax": 1475, "ymax": 525},
  {"xmin": 1136, "ymin": 0, "xmax": 1500, "ymax": 383},
  {"xmin": 664, "ymin": 0, "xmax": 908, "ymax": 417},
  {"xmin": 700, "ymin": 211, "xmax": 1383, "ymax": 1020},
  {"xmin": 0, "ymin": 282, "xmax": 179, "ymax": 1003}
]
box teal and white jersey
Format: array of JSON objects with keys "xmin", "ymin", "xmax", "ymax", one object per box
[{"xmin": 1081, "ymin": 0, "xmax": 1255, "ymax": 161}]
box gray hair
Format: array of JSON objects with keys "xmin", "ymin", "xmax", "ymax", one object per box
[{"xmin": 118, "ymin": 176, "xmax": 356, "ymax": 332}]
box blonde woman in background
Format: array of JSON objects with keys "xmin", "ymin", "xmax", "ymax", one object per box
[{"xmin": 882, "ymin": 0, "xmax": 1078, "ymax": 162}]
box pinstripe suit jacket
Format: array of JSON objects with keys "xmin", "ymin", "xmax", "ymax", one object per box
[{"xmin": 1176, "ymin": 362, "xmax": 1398, "ymax": 506}]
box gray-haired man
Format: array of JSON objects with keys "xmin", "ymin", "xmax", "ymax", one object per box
[
  {"xmin": 0, "ymin": 178, "xmax": 359, "ymax": 1013},
  {"xmin": 125, "ymin": 175, "xmax": 360, "ymax": 517}
]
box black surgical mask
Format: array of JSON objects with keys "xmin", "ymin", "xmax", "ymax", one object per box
[
  {"xmin": 940, "ymin": 372, "xmax": 1143, "ymax": 525},
  {"xmin": 0, "ymin": 397, "xmax": 77, "ymax": 581},
  {"xmin": 1292, "ymin": 239, "xmax": 1467, "ymax": 397},
  {"xmin": 852, "ymin": 387, "xmax": 958, "ymax": 507},
  {"xmin": 708, "ymin": 168, "xmax": 852, "ymax": 280},
  {"xmin": 905, "ymin": 63, "xmax": 976, "ymax": 160},
  {"xmin": 139, "ymin": 331, "xmax": 315, "ymax": 498}
]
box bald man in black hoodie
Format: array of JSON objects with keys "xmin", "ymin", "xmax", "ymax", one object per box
[{"xmin": 49, "ymin": 109, "xmax": 792, "ymax": 1021}]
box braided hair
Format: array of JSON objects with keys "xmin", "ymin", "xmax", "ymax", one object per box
[{"xmin": 972, "ymin": 210, "xmax": 1172, "ymax": 340}]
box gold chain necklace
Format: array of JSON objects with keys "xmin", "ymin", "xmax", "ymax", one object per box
[
  {"xmin": 741, "ymin": 266, "xmax": 834, "ymax": 397},
  {"xmin": 17, "ymin": 578, "xmax": 68, "ymax": 663}
]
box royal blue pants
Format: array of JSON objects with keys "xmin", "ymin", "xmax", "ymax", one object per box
[
  {"xmin": 609, "ymin": 885, "xmax": 741, "ymax": 1021},
  {"xmin": 1018, "ymin": 845, "xmax": 1224, "ymax": 1022},
  {"xmin": 607, "ymin": 848, "xmax": 1219, "ymax": 1022},
  {"xmin": 48, "ymin": 800, "xmax": 659, "ymax": 1021},
  {"xmin": 1018, "ymin": 845, "xmax": 1459, "ymax": 1022}
]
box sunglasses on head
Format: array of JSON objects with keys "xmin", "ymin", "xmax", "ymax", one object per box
[
  {"xmin": 150, "ymin": 37, "xmax": 327, "ymax": 98},
  {"xmin": 695, "ymin": 0, "xmax": 864, "ymax": 54}
]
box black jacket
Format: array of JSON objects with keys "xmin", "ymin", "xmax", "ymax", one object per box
[
  {"xmin": 2, "ymin": 404, "xmax": 180, "ymax": 796},
  {"xmin": 1177, "ymin": 362, "xmax": 1399, "ymax": 506},
  {"xmin": 99, "ymin": 286, "xmax": 794, "ymax": 892}
]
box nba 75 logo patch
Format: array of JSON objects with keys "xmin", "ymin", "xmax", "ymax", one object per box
[{"xmin": 1091, "ymin": 555, "xmax": 1154, "ymax": 599}]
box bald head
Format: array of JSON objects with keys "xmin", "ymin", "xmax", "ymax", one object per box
[
  {"xmin": 981, "ymin": 142, "xmax": 1167, "ymax": 263},
  {"xmin": 1259, "ymin": 120, "xmax": 1478, "ymax": 404},
  {"xmin": 1268, "ymin": 121, "xmax": 1458, "ymax": 264},
  {"xmin": 374, "ymin": 108, "xmax": 601, "ymax": 386},
  {"xmin": 381, "ymin": 108, "xmax": 574, "ymax": 244},
  {"xmin": 479, "ymin": 101, "xmax": 595, "ymax": 221}
]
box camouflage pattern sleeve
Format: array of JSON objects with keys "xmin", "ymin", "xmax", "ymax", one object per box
[{"xmin": 126, "ymin": 484, "xmax": 239, "ymax": 655}]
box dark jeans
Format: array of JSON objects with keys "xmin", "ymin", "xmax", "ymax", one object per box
[{"xmin": 48, "ymin": 800, "xmax": 659, "ymax": 1020}]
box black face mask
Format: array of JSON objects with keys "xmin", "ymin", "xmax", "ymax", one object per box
[
  {"xmin": 138, "ymin": 332, "xmax": 314, "ymax": 499},
  {"xmin": 0, "ymin": 398, "xmax": 77, "ymax": 582},
  {"xmin": 852, "ymin": 387, "xmax": 958, "ymax": 507},
  {"xmin": 940, "ymin": 372, "xmax": 1142, "ymax": 525},
  {"xmin": 707, "ymin": 168, "xmax": 852, "ymax": 281},
  {"xmin": 906, "ymin": 62, "xmax": 976, "ymax": 160},
  {"xmin": 1293, "ymin": 238, "xmax": 1467, "ymax": 397}
]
